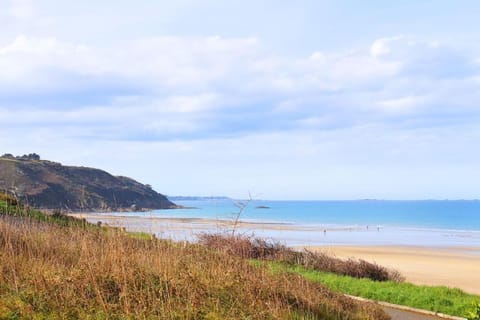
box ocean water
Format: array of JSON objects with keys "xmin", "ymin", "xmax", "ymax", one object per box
[{"xmin": 91, "ymin": 199, "xmax": 480, "ymax": 247}]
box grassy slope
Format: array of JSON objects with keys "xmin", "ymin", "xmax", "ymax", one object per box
[
  {"xmin": 259, "ymin": 261, "xmax": 480, "ymax": 318},
  {"xmin": 0, "ymin": 194, "xmax": 388, "ymax": 320}
]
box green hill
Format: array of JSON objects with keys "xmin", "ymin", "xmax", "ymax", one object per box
[{"xmin": 0, "ymin": 154, "xmax": 176, "ymax": 211}]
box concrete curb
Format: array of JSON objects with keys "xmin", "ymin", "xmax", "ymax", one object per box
[{"xmin": 345, "ymin": 294, "xmax": 467, "ymax": 320}]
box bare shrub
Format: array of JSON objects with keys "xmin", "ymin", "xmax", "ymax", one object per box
[{"xmin": 198, "ymin": 233, "xmax": 405, "ymax": 282}]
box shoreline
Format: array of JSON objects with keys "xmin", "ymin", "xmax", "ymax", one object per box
[
  {"xmin": 68, "ymin": 213, "xmax": 298, "ymax": 230},
  {"xmin": 68, "ymin": 213, "xmax": 480, "ymax": 233},
  {"xmin": 68, "ymin": 213, "xmax": 480, "ymax": 247}
]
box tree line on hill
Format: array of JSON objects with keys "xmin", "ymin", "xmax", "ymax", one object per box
[{"xmin": 2, "ymin": 153, "xmax": 41, "ymax": 161}]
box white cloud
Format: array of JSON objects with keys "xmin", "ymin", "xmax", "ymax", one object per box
[
  {"xmin": 0, "ymin": 34, "xmax": 478, "ymax": 139},
  {"xmin": 1, "ymin": 34, "xmax": 467, "ymax": 104},
  {"xmin": 371, "ymin": 39, "xmax": 390, "ymax": 57},
  {"xmin": 0, "ymin": 35, "xmax": 265, "ymax": 92},
  {"xmin": 370, "ymin": 36, "xmax": 403, "ymax": 57},
  {"xmin": 376, "ymin": 95, "xmax": 429, "ymax": 113},
  {"xmin": 0, "ymin": 34, "xmax": 405, "ymax": 96},
  {"xmin": 157, "ymin": 94, "xmax": 221, "ymax": 114},
  {"xmin": 0, "ymin": 35, "xmax": 98, "ymax": 90}
]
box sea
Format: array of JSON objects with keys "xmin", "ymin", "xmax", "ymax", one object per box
[{"xmin": 90, "ymin": 199, "xmax": 480, "ymax": 247}]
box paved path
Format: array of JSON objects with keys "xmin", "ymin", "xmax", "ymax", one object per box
[
  {"xmin": 383, "ymin": 306, "xmax": 451, "ymax": 320},
  {"xmin": 346, "ymin": 295, "xmax": 466, "ymax": 320}
]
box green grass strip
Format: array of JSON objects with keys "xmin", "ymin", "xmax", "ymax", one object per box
[
  {"xmin": 127, "ymin": 231, "xmax": 155, "ymax": 240},
  {"xmin": 255, "ymin": 261, "xmax": 480, "ymax": 318},
  {"xmin": 0, "ymin": 196, "xmax": 95, "ymax": 229}
]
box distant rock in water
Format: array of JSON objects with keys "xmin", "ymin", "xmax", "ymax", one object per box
[
  {"xmin": 255, "ymin": 205, "xmax": 271, "ymax": 209},
  {"xmin": 0, "ymin": 154, "xmax": 177, "ymax": 211}
]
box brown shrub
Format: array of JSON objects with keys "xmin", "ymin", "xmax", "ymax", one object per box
[{"xmin": 198, "ymin": 233, "xmax": 405, "ymax": 282}]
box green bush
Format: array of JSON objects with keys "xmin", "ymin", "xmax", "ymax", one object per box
[{"xmin": 468, "ymin": 303, "xmax": 480, "ymax": 320}]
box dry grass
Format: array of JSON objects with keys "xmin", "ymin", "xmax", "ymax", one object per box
[
  {"xmin": 198, "ymin": 233, "xmax": 404, "ymax": 282},
  {"xmin": 0, "ymin": 214, "xmax": 389, "ymax": 319}
]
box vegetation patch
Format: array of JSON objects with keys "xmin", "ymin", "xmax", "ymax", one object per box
[
  {"xmin": 0, "ymin": 192, "xmax": 96, "ymax": 229},
  {"xmin": 204, "ymin": 233, "xmax": 479, "ymax": 318},
  {"xmin": 259, "ymin": 261, "xmax": 480, "ymax": 319},
  {"xmin": 198, "ymin": 233, "xmax": 404, "ymax": 282}
]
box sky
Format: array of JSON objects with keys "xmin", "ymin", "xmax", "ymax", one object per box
[{"xmin": 1, "ymin": 0, "xmax": 480, "ymax": 200}]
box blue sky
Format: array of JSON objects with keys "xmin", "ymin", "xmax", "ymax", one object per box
[{"xmin": 1, "ymin": 0, "xmax": 480, "ymax": 199}]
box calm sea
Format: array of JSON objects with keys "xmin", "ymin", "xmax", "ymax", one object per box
[
  {"xmin": 92, "ymin": 199, "xmax": 480, "ymax": 247},
  {"xmin": 114, "ymin": 199, "xmax": 480, "ymax": 230}
]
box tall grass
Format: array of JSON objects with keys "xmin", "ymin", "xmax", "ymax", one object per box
[
  {"xmin": 198, "ymin": 233, "xmax": 404, "ymax": 282},
  {"xmin": 0, "ymin": 196, "xmax": 388, "ymax": 319}
]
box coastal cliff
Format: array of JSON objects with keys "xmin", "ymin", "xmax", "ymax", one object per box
[{"xmin": 0, "ymin": 154, "xmax": 176, "ymax": 211}]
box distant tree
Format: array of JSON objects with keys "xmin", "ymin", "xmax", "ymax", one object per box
[
  {"xmin": 17, "ymin": 153, "xmax": 40, "ymax": 160},
  {"xmin": 28, "ymin": 153, "xmax": 41, "ymax": 160},
  {"xmin": 1, "ymin": 153, "xmax": 14, "ymax": 158}
]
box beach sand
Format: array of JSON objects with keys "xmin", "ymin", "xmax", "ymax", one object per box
[{"xmin": 305, "ymin": 246, "xmax": 480, "ymax": 295}]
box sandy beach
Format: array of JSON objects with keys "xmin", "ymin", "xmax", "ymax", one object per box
[{"xmin": 306, "ymin": 245, "xmax": 480, "ymax": 295}]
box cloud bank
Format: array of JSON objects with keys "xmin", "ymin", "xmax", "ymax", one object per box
[
  {"xmin": 1, "ymin": 35, "xmax": 479, "ymax": 137},
  {"xmin": 1, "ymin": 32, "xmax": 480, "ymax": 199}
]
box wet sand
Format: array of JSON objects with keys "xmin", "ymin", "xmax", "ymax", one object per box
[
  {"xmin": 68, "ymin": 213, "xmax": 354, "ymax": 232},
  {"xmin": 305, "ymin": 245, "xmax": 480, "ymax": 295}
]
